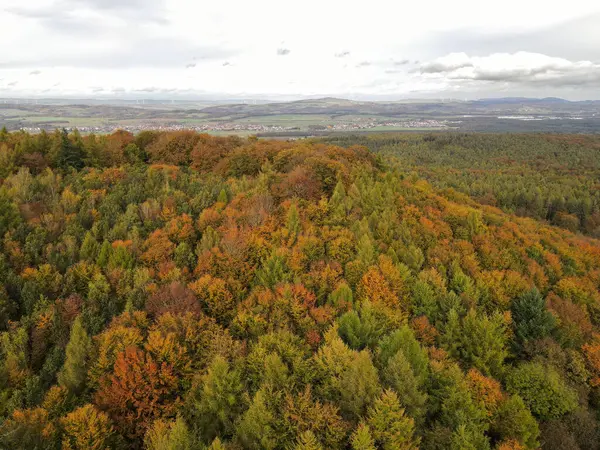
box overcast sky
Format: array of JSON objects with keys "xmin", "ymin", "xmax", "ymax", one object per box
[{"xmin": 1, "ymin": 0, "xmax": 599, "ymax": 100}]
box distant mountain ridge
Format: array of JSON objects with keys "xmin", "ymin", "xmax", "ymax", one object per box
[{"xmin": 472, "ymin": 97, "xmax": 573, "ymax": 105}]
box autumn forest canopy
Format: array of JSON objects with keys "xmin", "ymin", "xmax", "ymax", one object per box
[{"xmin": 0, "ymin": 127, "xmax": 600, "ymax": 449}]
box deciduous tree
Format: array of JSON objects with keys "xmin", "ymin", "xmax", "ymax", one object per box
[
  {"xmin": 60, "ymin": 404, "xmax": 119, "ymax": 450},
  {"xmin": 94, "ymin": 347, "xmax": 180, "ymax": 441}
]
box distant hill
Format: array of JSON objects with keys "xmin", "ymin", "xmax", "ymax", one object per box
[
  {"xmin": 473, "ymin": 97, "xmax": 573, "ymax": 106},
  {"xmin": 197, "ymin": 96, "xmax": 599, "ymax": 119},
  {"xmin": 2, "ymin": 96, "xmax": 599, "ymax": 134}
]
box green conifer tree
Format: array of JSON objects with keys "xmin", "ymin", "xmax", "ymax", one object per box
[
  {"xmin": 58, "ymin": 316, "xmax": 91, "ymax": 395},
  {"xmin": 80, "ymin": 232, "xmax": 99, "ymax": 261},
  {"xmin": 367, "ymin": 389, "xmax": 419, "ymax": 449},
  {"xmin": 145, "ymin": 416, "xmax": 197, "ymax": 450},
  {"xmin": 382, "ymin": 350, "xmax": 428, "ymax": 422},
  {"xmin": 339, "ymin": 350, "xmax": 381, "ymax": 419},
  {"xmin": 294, "ymin": 430, "xmax": 323, "ymax": 450},
  {"xmin": 512, "ymin": 288, "xmax": 555, "ymax": 349},
  {"xmin": 286, "ymin": 203, "xmax": 301, "ymax": 245},
  {"xmin": 56, "ymin": 128, "xmax": 84, "ymax": 171},
  {"xmin": 351, "ymin": 423, "xmax": 376, "ymax": 450},
  {"xmin": 185, "ymin": 356, "xmax": 244, "ymax": 441},
  {"xmin": 96, "ymin": 240, "xmax": 112, "ymax": 268},
  {"xmin": 328, "ymin": 282, "xmax": 354, "ymax": 308},
  {"xmin": 217, "ymin": 189, "xmax": 229, "ymax": 204},
  {"xmin": 254, "ymin": 251, "xmax": 291, "ymax": 289}
]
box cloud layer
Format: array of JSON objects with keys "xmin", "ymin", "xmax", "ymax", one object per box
[{"xmin": 1, "ymin": 0, "xmax": 599, "ymax": 99}]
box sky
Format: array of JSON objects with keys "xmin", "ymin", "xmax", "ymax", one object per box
[{"xmin": 1, "ymin": 0, "xmax": 600, "ymax": 100}]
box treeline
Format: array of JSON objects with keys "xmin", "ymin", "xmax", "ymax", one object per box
[
  {"xmin": 320, "ymin": 133, "xmax": 600, "ymax": 236},
  {"xmin": 0, "ymin": 127, "xmax": 246, "ymax": 175},
  {"xmin": 0, "ymin": 128, "xmax": 599, "ymax": 449}
]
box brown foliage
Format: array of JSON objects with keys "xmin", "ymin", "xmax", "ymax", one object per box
[
  {"xmin": 19, "ymin": 201, "xmax": 47, "ymax": 224},
  {"xmin": 547, "ymin": 292, "xmax": 593, "ymax": 346},
  {"xmin": 466, "ymin": 368, "xmax": 504, "ymax": 416},
  {"xmin": 583, "ymin": 333, "xmax": 600, "ymax": 387},
  {"xmin": 55, "ymin": 294, "xmax": 83, "ymax": 325},
  {"xmin": 411, "ymin": 316, "xmax": 438, "ymax": 345},
  {"xmin": 275, "ymin": 166, "xmax": 322, "ymax": 201},
  {"xmin": 146, "ymin": 131, "xmax": 201, "ymax": 165},
  {"xmin": 496, "ymin": 439, "xmax": 525, "ymax": 450},
  {"xmin": 141, "ymin": 230, "xmax": 175, "ymax": 266},
  {"xmin": 190, "ymin": 134, "xmax": 243, "ymax": 172},
  {"xmin": 146, "ymin": 281, "xmax": 201, "ymax": 318},
  {"xmin": 94, "ymin": 346, "xmax": 181, "ymax": 442},
  {"xmin": 30, "ymin": 309, "xmax": 54, "ymax": 370},
  {"xmin": 164, "ymin": 214, "xmax": 195, "ymax": 243},
  {"xmin": 21, "ymin": 152, "xmax": 49, "ymax": 174}
]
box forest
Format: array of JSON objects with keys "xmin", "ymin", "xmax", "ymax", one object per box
[
  {"xmin": 322, "ymin": 133, "xmax": 600, "ymax": 237},
  {"xmin": 0, "ymin": 127, "xmax": 599, "ymax": 449}
]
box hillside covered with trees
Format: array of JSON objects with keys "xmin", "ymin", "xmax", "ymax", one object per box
[
  {"xmin": 322, "ymin": 133, "xmax": 600, "ymax": 237},
  {"xmin": 0, "ymin": 128, "xmax": 600, "ymax": 449}
]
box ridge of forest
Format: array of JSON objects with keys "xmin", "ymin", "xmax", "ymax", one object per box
[
  {"xmin": 322, "ymin": 133, "xmax": 600, "ymax": 237},
  {"xmin": 0, "ymin": 128, "xmax": 600, "ymax": 449}
]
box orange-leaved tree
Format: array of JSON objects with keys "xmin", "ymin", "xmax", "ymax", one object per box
[{"xmin": 94, "ymin": 346, "xmax": 181, "ymax": 442}]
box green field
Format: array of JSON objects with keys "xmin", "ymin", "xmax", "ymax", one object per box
[
  {"xmin": 367, "ymin": 125, "xmax": 447, "ymax": 131},
  {"xmin": 2, "ymin": 116, "xmax": 107, "ymax": 127},
  {"xmin": 233, "ymin": 114, "xmax": 333, "ymax": 125}
]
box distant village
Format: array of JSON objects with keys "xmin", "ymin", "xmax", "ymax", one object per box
[{"xmin": 16, "ymin": 118, "xmax": 453, "ymax": 134}]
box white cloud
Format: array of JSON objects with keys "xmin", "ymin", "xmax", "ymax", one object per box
[{"xmin": 420, "ymin": 52, "xmax": 600, "ymax": 87}]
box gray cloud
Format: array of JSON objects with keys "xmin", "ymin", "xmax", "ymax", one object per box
[
  {"xmin": 0, "ymin": 37, "xmax": 238, "ymax": 69},
  {"xmin": 421, "ymin": 57, "xmax": 473, "ymax": 74},
  {"xmin": 356, "ymin": 61, "xmax": 371, "ymax": 67},
  {"xmin": 5, "ymin": 6, "xmax": 97, "ymax": 35},
  {"xmin": 8, "ymin": 82, "xmax": 18, "ymax": 86},
  {"xmin": 222, "ymin": 61, "xmax": 231, "ymax": 66},
  {"xmin": 277, "ymin": 48, "xmax": 290, "ymax": 56},
  {"xmin": 185, "ymin": 63, "xmax": 196, "ymax": 69},
  {"xmin": 135, "ymin": 87, "xmax": 160, "ymax": 92},
  {"xmin": 394, "ymin": 59, "xmax": 410, "ymax": 66},
  {"xmin": 335, "ymin": 51, "xmax": 350, "ymax": 58},
  {"xmin": 534, "ymin": 72, "xmax": 600, "ymax": 88},
  {"xmin": 6, "ymin": 0, "xmax": 167, "ymax": 29},
  {"xmin": 80, "ymin": 0, "xmax": 160, "ymax": 10},
  {"xmin": 5, "ymin": 7, "xmax": 57, "ymax": 19},
  {"xmin": 132, "ymin": 86, "xmax": 180, "ymax": 93},
  {"xmin": 29, "ymin": 70, "xmax": 42, "ymax": 75},
  {"xmin": 421, "ymin": 13, "xmax": 600, "ymax": 62}
]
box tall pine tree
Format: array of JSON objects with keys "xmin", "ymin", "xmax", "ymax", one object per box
[
  {"xmin": 55, "ymin": 128, "xmax": 84, "ymax": 171},
  {"xmin": 58, "ymin": 316, "xmax": 91, "ymax": 396}
]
